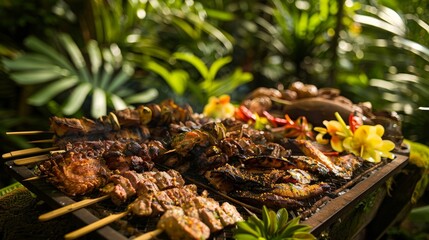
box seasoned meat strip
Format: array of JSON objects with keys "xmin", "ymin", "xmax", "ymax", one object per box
[{"xmin": 157, "ymin": 207, "xmax": 211, "ymax": 240}]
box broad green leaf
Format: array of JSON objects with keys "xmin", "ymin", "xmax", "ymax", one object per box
[
  {"xmin": 409, "ymin": 205, "xmax": 429, "ymax": 222},
  {"xmin": 125, "ymin": 88, "xmax": 159, "ymax": 104},
  {"xmin": 109, "ymin": 94, "xmax": 128, "ymax": 110},
  {"xmin": 99, "ymin": 64, "xmax": 114, "ymax": 90},
  {"xmin": 28, "ymin": 76, "xmax": 79, "ymax": 106},
  {"xmin": 145, "ymin": 61, "xmax": 171, "ymax": 81},
  {"xmin": 186, "ymin": 12, "xmax": 233, "ymax": 51},
  {"xmin": 262, "ymin": 206, "xmax": 272, "ymax": 236},
  {"xmin": 276, "ymin": 208, "xmax": 290, "ymax": 231},
  {"xmin": 91, "ymin": 88, "xmax": 106, "ymax": 118},
  {"xmin": 24, "ymin": 36, "xmax": 74, "ymax": 71},
  {"xmin": 172, "ymin": 18, "xmax": 199, "ymax": 39},
  {"xmin": 207, "ymin": 56, "xmax": 232, "ymax": 82},
  {"xmin": 62, "ymin": 83, "xmax": 92, "ymax": 115},
  {"xmin": 233, "ymin": 233, "xmax": 260, "ymax": 240},
  {"xmin": 107, "ymin": 63, "xmax": 134, "ymax": 92},
  {"xmin": 59, "ymin": 34, "xmax": 91, "ymax": 83},
  {"xmin": 292, "ymin": 232, "xmax": 317, "ymax": 240},
  {"xmin": 168, "ymin": 70, "xmax": 188, "ymax": 95},
  {"xmin": 11, "ymin": 69, "xmax": 69, "ymax": 84},
  {"xmin": 2, "ymin": 57, "xmax": 57, "ymax": 71},
  {"xmin": 87, "ymin": 40, "xmax": 102, "ymax": 82},
  {"xmin": 173, "ymin": 52, "xmax": 209, "ymax": 78},
  {"xmin": 59, "ymin": 34, "xmax": 85, "ymax": 68},
  {"xmin": 205, "ymin": 8, "xmax": 235, "ymax": 21},
  {"xmin": 235, "ymin": 221, "xmax": 261, "ymax": 237}
]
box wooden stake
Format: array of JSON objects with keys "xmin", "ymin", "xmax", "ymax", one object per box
[
  {"xmin": 14, "ymin": 154, "xmax": 50, "ymax": 165},
  {"xmin": 2, "ymin": 147, "xmax": 58, "ymax": 159},
  {"xmin": 6, "ymin": 130, "xmax": 53, "ymax": 135},
  {"xmin": 133, "ymin": 229, "xmax": 163, "ymax": 240},
  {"xmin": 64, "ymin": 211, "xmax": 129, "ymax": 240},
  {"xmin": 39, "ymin": 195, "xmax": 110, "ymax": 222},
  {"xmin": 22, "ymin": 175, "xmax": 47, "ymax": 182}
]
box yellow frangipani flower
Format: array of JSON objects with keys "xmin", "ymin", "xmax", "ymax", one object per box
[
  {"xmin": 203, "ymin": 95, "xmax": 235, "ymax": 119},
  {"xmin": 342, "ymin": 124, "xmax": 395, "ymax": 163},
  {"xmin": 314, "ymin": 120, "xmax": 347, "ymax": 152}
]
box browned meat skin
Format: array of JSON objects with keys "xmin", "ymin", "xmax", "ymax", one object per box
[
  {"xmin": 108, "ymin": 175, "xmax": 137, "ymax": 205},
  {"xmin": 39, "ymin": 151, "xmax": 110, "ymax": 196},
  {"xmin": 233, "ymin": 190, "xmax": 304, "ymax": 209},
  {"xmin": 128, "ymin": 184, "xmax": 199, "ymax": 216},
  {"xmin": 102, "ymin": 169, "xmax": 186, "ymax": 205},
  {"xmin": 40, "ymin": 140, "xmax": 166, "ymax": 196},
  {"xmin": 205, "ymin": 164, "xmax": 288, "ymax": 192},
  {"xmin": 287, "ymin": 155, "xmax": 330, "ymax": 175},
  {"xmin": 271, "ymin": 182, "xmax": 330, "ymax": 200},
  {"xmin": 293, "ymin": 139, "xmax": 351, "ymax": 179},
  {"xmin": 53, "ymin": 128, "xmax": 149, "ymax": 148},
  {"xmin": 157, "ymin": 207, "xmax": 211, "ymax": 240},
  {"xmin": 330, "ymin": 154, "xmax": 363, "ymax": 176},
  {"xmin": 50, "ymin": 116, "xmax": 111, "ymax": 137}
]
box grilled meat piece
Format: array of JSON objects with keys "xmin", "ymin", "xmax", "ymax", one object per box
[
  {"xmin": 157, "ymin": 207, "xmax": 211, "ymax": 240},
  {"xmin": 293, "ymin": 139, "xmax": 351, "ymax": 179},
  {"xmin": 205, "ymin": 164, "xmax": 287, "ymax": 192},
  {"xmin": 233, "ymin": 190, "xmax": 304, "ymax": 209},
  {"xmin": 271, "ymin": 182, "xmax": 330, "ymax": 200},
  {"xmin": 39, "ymin": 151, "xmax": 110, "ymax": 196},
  {"xmin": 287, "ymin": 155, "xmax": 330, "ymax": 175},
  {"xmin": 128, "ymin": 184, "xmax": 199, "ymax": 216},
  {"xmin": 330, "ymin": 154, "xmax": 363, "ymax": 176},
  {"xmin": 109, "ymin": 175, "xmax": 137, "ymax": 205},
  {"xmin": 286, "ymin": 168, "xmax": 316, "ymax": 184}
]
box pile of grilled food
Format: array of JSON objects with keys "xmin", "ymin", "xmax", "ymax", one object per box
[{"xmin": 9, "ymin": 83, "xmax": 404, "ymax": 240}]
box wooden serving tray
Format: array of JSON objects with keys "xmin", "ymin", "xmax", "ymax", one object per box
[{"xmin": 3, "ymin": 153, "xmax": 408, "ymax": 239}]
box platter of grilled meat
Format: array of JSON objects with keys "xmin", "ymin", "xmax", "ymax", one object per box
[{"xmin": 3, "ymin": 99, "xmax": 409, "ymax": 240}]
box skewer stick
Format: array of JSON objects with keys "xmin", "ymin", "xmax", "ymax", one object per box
[
  {"xmin": 64, "ymin": 210, "xmax": 129, "ymax": 240},
  {"xmin": 39, "ymin": 195, "xmax": 110, "ymax": 222},
  {"xmin": 6, "ymin": 130, "xmax": 53, "ymax": 135},
  {"xmin": 133, "ymin": 229, "xmax": 163, "ymax": 240},
  {"xmin": 2, "ymin": 147, "xmax": 59, "ymax": 159},
  {"xmin": 14, "ymin": 154, "xmax": 50, "ymax": 165},
  {"xmin": 22, "ymin": 175, "xmax": 47, "ymax": 182}
]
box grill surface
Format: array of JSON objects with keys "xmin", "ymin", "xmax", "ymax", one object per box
[{"xmin": 4, "ymin": 152, "xmax": 408, "ymax": 239}]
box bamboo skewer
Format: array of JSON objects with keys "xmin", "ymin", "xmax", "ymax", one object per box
[
  {"xmin": 6, "ymin": 130, "xmax": 53, "ymax": 135},
  {"xmin": 14, "ymin": 154, "xmax": 50, "ymax": 165},
  {"xmin": 2, "ymin": 147, "xmax": 59, "ymax": 159},
  {"xmin": 22, "ymin": 175, "xmax": 47, "ymax": 182},
  {"xmin": 64, "ymin": 210, "xmax": 129, "ymax": 240},
  {"xmin": 39, "ymin": 195, "xmax": 110, "ymax": 222},
  {"xmin": 133, "ymin": 229, "xmax": 163, "ymax": 240}
]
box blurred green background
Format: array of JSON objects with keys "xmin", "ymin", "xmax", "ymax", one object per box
[{"xmin": 1, "ymin": 0, "xmax": 429, "ymax": 238}]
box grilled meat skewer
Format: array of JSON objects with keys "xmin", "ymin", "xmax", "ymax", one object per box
[{"xmin": 39, "ymin": 140, "xmax": 166, "ymax": 196}]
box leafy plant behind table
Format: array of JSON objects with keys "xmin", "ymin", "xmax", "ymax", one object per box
[
  {"xmin": 336, "ymin": 0, "xmax": 429, "ymax": 145},
  {"xmin": 2, "ymin": 34, "xmax": 158, "ymax": 119}
]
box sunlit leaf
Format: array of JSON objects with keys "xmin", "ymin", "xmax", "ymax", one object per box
[
  {"xmin": 207, "ymin": 56, "xmax": 232, "ymax": 82},
  {"xmin": 11, "ymin": 69, "xmax": 69, "ymax": 84},
  {"xmin": 91, "ymin": 88, "xmax": 106, "ymax": 118},
  {"xmin": 62, "ymin": 83, "xmax": 92, "ymax": 115},
  {"xmin": 24, "ymin": 36, "xmax": 74, "ymax": 71},
  {"xmin": 109, "ymin": 94, "xmax": 128, "ymax": 110},
  {"xmin": 107, "ymin": 63, "xmax": 134, "ymax": 92},
  {"xmin": 28, "ymin": 76, "xmax": 79, "ymax": 106},
  {"xmin": 173, "ymin": 52, "xmax": 209, "ymax": 78},
  {"xmin": 3, "ymin": 57, "xmax": 56, "ymax": 71},
  {"xmin": 59, "ymin": 34, "xmax": 91, "ymax": 83},
  {"xmin": 125, "ymin": 88, "xmax": 159, "ymax": 104}
]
